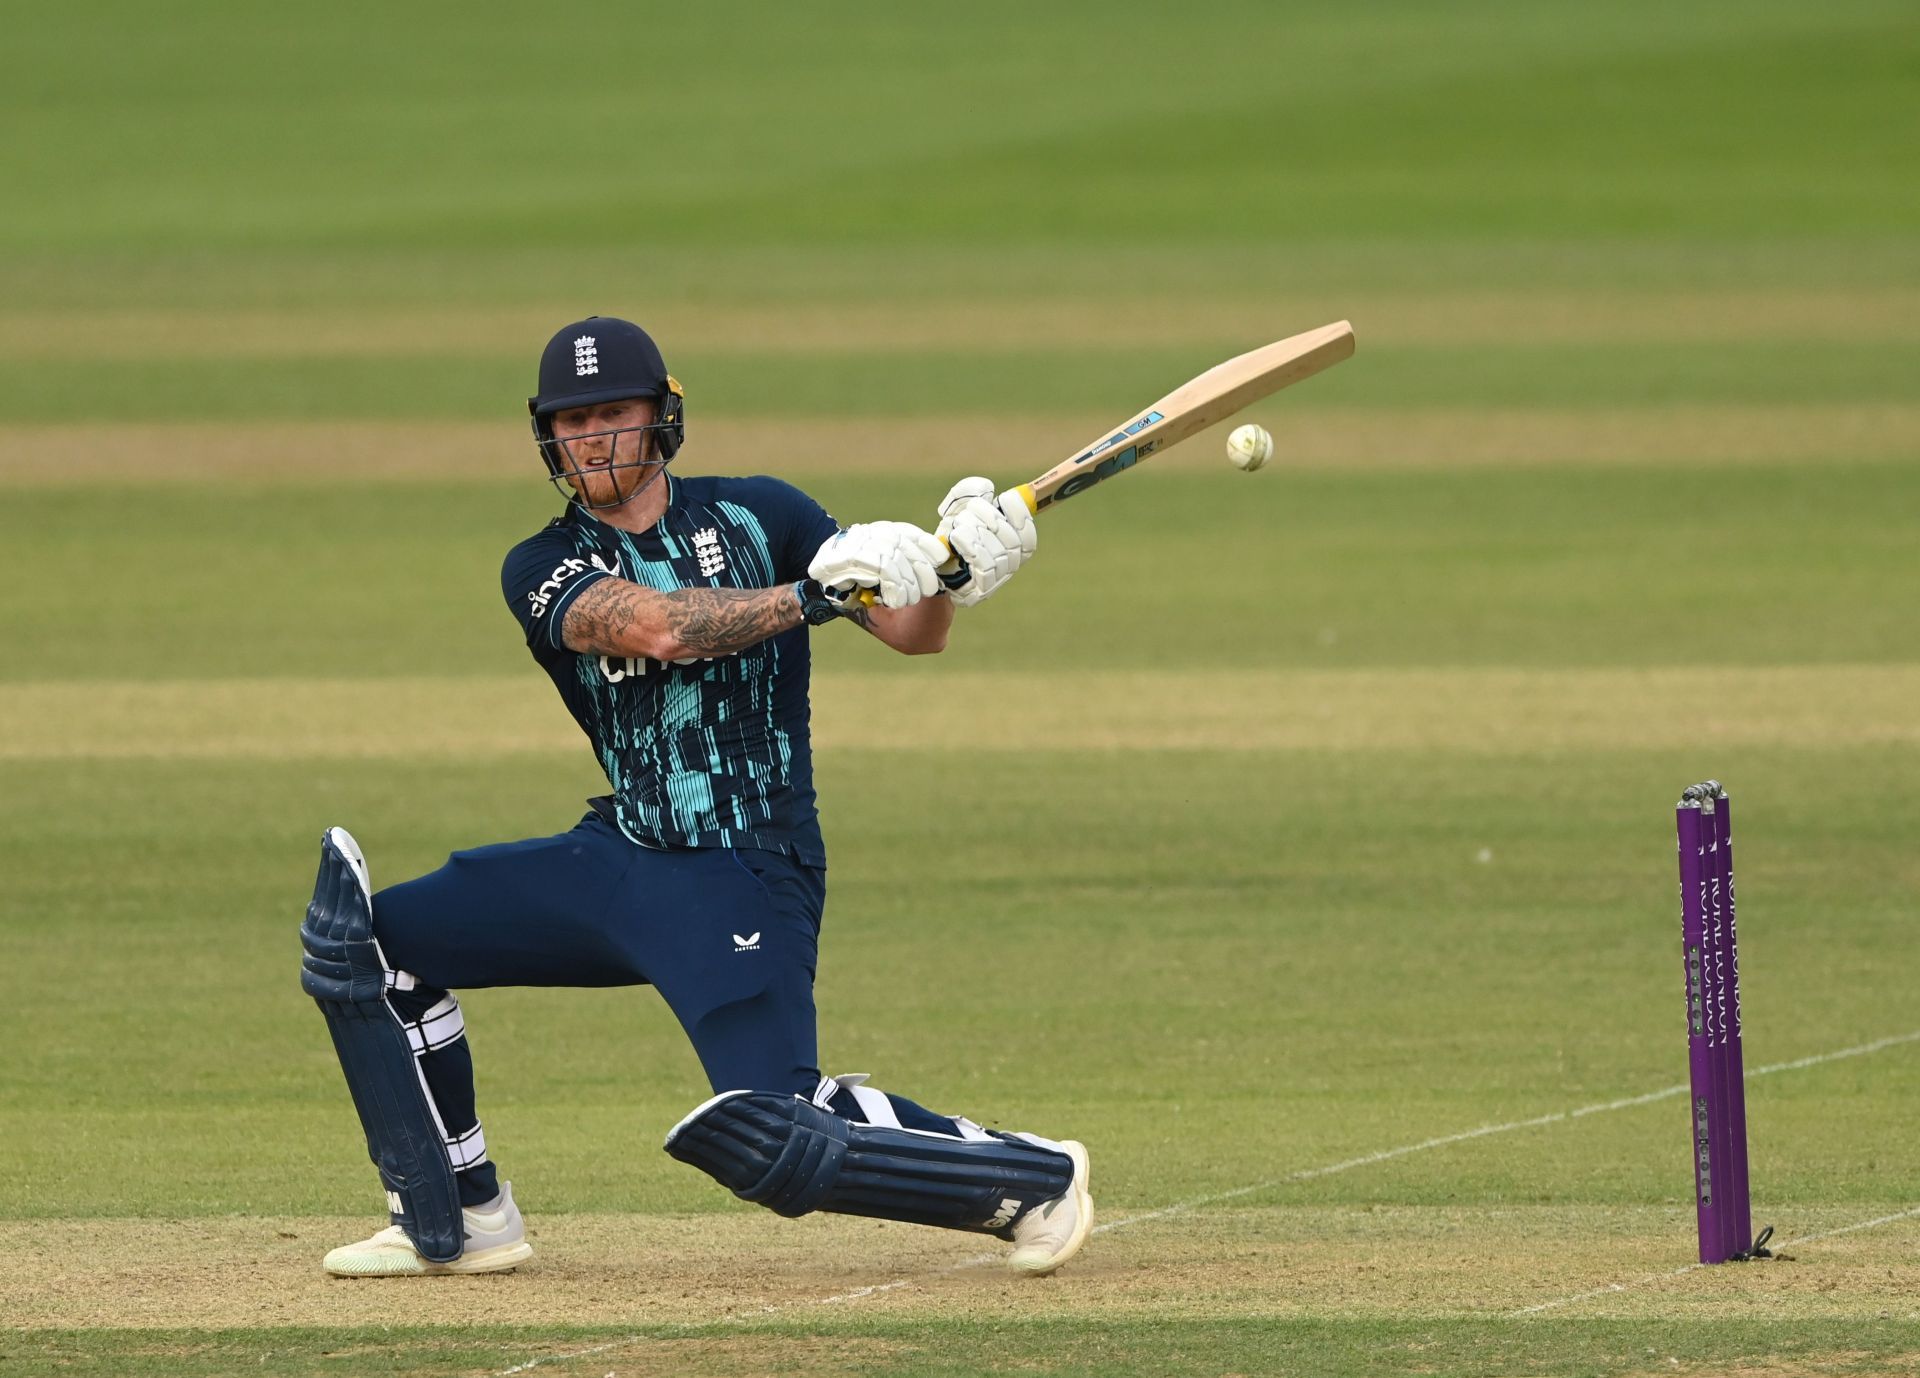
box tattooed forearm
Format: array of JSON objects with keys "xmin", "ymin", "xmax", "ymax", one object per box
[
  {"xmin": 660, "ymin": 585, "xmax": 802, "ymax": 655},
  {"xmin": 560, "ymin": 578, "xmax": 801, "ymax": 659},
  {"xmin": 561, "ymin": 578, "xmax": 646, "ymax": 656}
]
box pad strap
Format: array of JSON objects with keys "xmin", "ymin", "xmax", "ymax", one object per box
[{"xmin": 665, "ymin": 1091, "xmax": 1074, "ymax": 1239}]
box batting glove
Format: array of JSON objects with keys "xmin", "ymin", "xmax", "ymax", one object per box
[
  {"xmin": 935, "ymin": 477, "xmax": 1036, "ymax": 609},
  {"xmin": 807, "ymin": 521, "xmax": 949, "ymax": 609}
]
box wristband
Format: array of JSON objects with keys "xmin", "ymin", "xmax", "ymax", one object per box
[{"xmin": 795, "ymin": 578, "xmax": 849, "ymax": 626}]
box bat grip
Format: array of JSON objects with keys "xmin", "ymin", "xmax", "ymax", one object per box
[
  {"xmin": 847, "ymin": 484, "xmax": 1033, "ymax": 610},
  {"xmin": 852, "ymin": 535, "xmax": 969, "ymax": 610}
]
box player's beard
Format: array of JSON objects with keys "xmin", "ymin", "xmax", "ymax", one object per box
[{"xmin": 563, "ymin": 429, "xmax": 662, "ymax": 510}]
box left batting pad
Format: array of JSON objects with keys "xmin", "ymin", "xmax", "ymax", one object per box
[{"xmin": 300, "ymin": 828, "xmax": 464, "ymax": 1263}]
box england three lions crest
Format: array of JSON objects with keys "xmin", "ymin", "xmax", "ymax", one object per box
[{"xmin": 693, "ymin": 528, "xmax": 726, "ymax": 578}]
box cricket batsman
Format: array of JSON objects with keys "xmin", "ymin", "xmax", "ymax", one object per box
[{"xmin": 299, "ymin": 317, "xmax": 1093, "ymax": 1278}]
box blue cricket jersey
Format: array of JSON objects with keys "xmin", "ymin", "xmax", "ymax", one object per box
[{"xmin": 502, "ymin": 474, "xmax": 842, "ymax": 866}]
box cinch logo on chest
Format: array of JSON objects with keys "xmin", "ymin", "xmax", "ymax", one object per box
[{"xmin": 599, "ymin": 652, "xmax": 722, "ymax": 682}]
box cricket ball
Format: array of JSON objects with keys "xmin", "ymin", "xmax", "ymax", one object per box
[{"xmin": 1226, "ymin": 423, "xmax": 1273, "ymax": 472}]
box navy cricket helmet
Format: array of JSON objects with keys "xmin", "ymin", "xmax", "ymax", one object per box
[{"xmin": 527, "ymin": 316, "xmax": 686, "ymax": 505}]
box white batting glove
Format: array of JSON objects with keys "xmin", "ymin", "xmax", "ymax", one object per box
[
  {"xmin": 934, "ymin": 477, "xmax": 1037, "ymax": 609},
  {"xmin": 807, "ymin": 521, "xmax": 948, "ymax": 609}
]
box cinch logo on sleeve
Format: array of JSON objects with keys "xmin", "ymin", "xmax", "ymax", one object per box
[{"xmin": 526, "ymin": 553, "xmax": 620, "ymax": 619}]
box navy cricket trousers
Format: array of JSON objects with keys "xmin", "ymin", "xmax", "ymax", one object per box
[{"xmin": 368, "ymin": 810, "xmax": 827, "ymax": 1204}]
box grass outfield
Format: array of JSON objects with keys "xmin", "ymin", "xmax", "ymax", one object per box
[
  {"xmin": 4, "ymin": 464, "xmax": 1916, "ymax": 1376},
  {"xmin": 4, "ymin": 0, "xmax": 1919, "ymax": 1374}
]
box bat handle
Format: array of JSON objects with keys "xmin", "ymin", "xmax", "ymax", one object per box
[
  {"xmin": 852, "ymin": 533, "xmax": 967, "ymax": 610},
  {"xmin": 850, "ymin": 534, "xmax": 972, "ymax": 610},
  {"xmin": 847, "ymin": 486, "xmax": 1033, "ymax": 611}
]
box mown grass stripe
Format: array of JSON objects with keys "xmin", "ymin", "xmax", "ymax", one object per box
[
  {"xmin": 4, "ymin": 405, "xmax": 1917, "ymax": 488},
  {"xmin": 3, "ymin": 666, "xmax": 1916, "ymax": 760},
  {"xmin": 10, "ymin": 342, "xmax": 1920, "ymax": 422},
  {"xmin": 7, "ymin": 290, "xmax": 1920, "ymax": 360}
]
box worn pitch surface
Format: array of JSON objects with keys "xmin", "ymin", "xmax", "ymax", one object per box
[{"xmin": 3, "ymin": 2, "xmax": 1917, "ymax": 1375}]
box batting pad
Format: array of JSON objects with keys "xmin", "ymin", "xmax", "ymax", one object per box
[
  {"xmin": 664, "ymin": 1090, "xmax": 1075, "ymax": 1238},
  {"xmin": 300, "ymin": 829, "xmax": 464, "ymax": 1263}
]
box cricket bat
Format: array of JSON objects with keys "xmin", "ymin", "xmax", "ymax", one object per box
[
  {"xmin": 1010, "ymin": 318, "xmax": 1354, "ymax": 515},
  {"xmin": 852, "ymin": 320, "xmax": 1354, "ymax": 607}
]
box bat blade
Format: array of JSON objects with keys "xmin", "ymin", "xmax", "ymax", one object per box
[{"xmin": 1015, "ymin": 320, "xmax": 1353, "ymax": 513}]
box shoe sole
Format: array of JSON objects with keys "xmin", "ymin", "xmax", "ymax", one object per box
[
  {"xmin": 1009, "ymin": 1139, "xmax": 1093, "ymax": 1277},
  {"xmin": 325, "ymin": 1240, "xmax": 533, "ymax": 1277}
]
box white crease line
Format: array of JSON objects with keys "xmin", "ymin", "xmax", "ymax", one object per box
[
  {"xmin": 1511, "ymin": 1205, "xmax": 1920, "ymax": 1316},
  {"xmin": 1089, "ymin": 1029, "xmax": 1920, "ymax": 1239},
  {"xmin": 493, "ymin": 1028, "xmax": 1920, "ymax": 1375}
]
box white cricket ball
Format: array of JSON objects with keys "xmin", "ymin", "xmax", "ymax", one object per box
[{"xmin": 1226, "ymin": 423, "xmax": 1273, "ymax": 472}]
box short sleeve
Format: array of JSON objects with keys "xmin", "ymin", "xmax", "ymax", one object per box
[
  {"xmin": 731, "ymin": 476, "xmax": 842, "ymax": 584},
  {"xmin": 502, "ymin": 528, "xmax": 616, "ymax": 651}
]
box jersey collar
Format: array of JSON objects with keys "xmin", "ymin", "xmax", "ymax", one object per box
[{"xmin": 568, "ymin": 471, "xmax": 679, "ymax": 539}]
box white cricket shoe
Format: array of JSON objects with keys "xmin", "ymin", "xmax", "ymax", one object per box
[
  {"xmin": 323, "ymin": 1182, "xmax": 533, "ymax": 1277},
  {"xmin": 1007, "ymin": 1140, "xmax": 1093, "ymax": 1276}
]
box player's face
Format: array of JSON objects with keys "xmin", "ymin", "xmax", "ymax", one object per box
[{"xmin": 552, "ymin": 397, "xmax": 660, "ymax": 507}]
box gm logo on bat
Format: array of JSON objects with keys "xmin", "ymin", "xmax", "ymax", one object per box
[
  {"xmin": 1049, "ymin": 411, "xmax": 1166, "ymax": 502},
  {"xmin": 1054, "ymin": 435, "xmax": 1162, "ymax": 502},
  {"xmin": 1069, "ymin": 411, "xmax": 1164, "ymax": 468}
]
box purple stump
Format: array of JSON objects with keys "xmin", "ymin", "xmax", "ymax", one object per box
[
  {"xmin": 1676, "ymin": 799, "xmax": 1726, "ymax": 1261},
  {"xmin": 1700, "ymin": 794, "xmax": 1739, "ymax": 1263},
  {"xmin": 1678, "ymin": 780, "xmax": 1754, "ymax": 1263},
  {"xmin": 1714, "ymin": 790, "xmax": 1754, "ymax": 1254}
]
